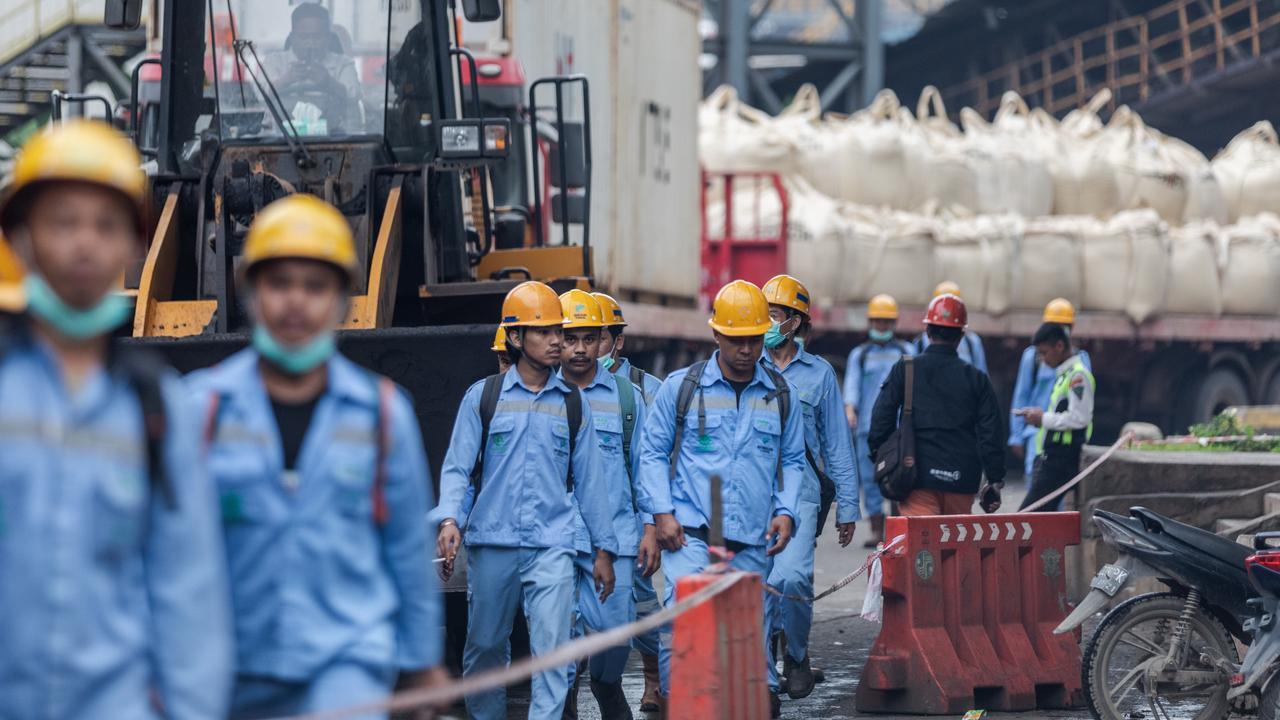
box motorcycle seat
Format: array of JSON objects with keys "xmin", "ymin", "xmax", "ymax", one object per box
[{"xmin": 1130, "ymin": 507, "xmax": 1253, "ymax": 569}]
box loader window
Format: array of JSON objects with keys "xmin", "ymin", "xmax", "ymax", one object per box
[{"xmin": 203, "ymin": 1, "xmax": 434, "ymax": 143}]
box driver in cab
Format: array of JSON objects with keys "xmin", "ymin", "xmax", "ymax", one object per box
[{"xmin": 262, "ymin": 3, "xmax": 362, "ymax": 134}]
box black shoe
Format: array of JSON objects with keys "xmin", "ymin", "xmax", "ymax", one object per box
[
  {"xmin": 783, "ymin": 655, "xmax": 815, "ymax": 699},
  {"xmin": 813, "ymin": 667, "xmax": 826, "ymax": 684},
  {"xmin": 590, "ymin": 678, "xmax": 634, "ymax": 720},
  {"xmin": 770, "ymin": 691, "xmax": 782, "ymax": 719}
]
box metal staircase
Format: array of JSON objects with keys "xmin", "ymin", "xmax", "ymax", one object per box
[{"xmin": 0, "ymin": 1, "xmax": 146, "ymax": 146}]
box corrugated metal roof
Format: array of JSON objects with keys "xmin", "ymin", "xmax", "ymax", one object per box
[{"xmin": 734, "ymin": 0, "xmax": 958, "ymax": 45}]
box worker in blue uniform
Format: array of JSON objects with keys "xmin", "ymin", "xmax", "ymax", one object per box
[
  {"xmin": 593, "ymin": 291, "xmax": 664, "ymax": 714},
  {"xmin": 558, "ymin": 289, "xmax": 656, "ymax": 720},
  {"xmin": 1008, "ymin": 298, "xmax": 1092, "ymax": 478},
  {"xmin": 188, "ymin": 194, "xmax": 446, "ymax": 718},
  {"xmin": 844, "ymin": 294, "xmax": 914, "ymax": 547},
  {"xmin": 435, "ymin": 280, "xmax": 619, "ymax": 720},
  {"xmin": 0, "ymin": 121, "xmax": 232, "ymax": 718},
  {"xmin": 759, "ymin": 275, "xmax": 860, "ymax": 707},
  {"xmin": 637, "ymin": 279, "xmax": 804, "ymax": 720},
  {"xmin": 913, "ymin": 281, "xmax": 988, "ymax": 373}
]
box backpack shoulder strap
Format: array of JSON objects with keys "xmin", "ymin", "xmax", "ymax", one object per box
[
  {"xmin": 762, "ymin": 366, "xmax": 790, "ymax": 490},
  {"xmin": 469, "ymin": 373, "xmax": 505, "ymax": 492},
  {"xmin": 113, "ymin": 347, "xmax": 176, "ymax": 511},
  {"xmin": 629, "ymin": 364, "xmax": 645, "ymax": 390},
  {"xmin": 903, "ymin": 355, "xmax": 915, "ymax": 418},
  {"xmin": 372, "ymin": 376, "xmax": 395, "ymax": 526},
  {"xmin": 615, "ymin": 374, "xmax": 637, "ymax": 476},
  {"xmin": 669, "ymin": 360, "xmax": 707, "ymax": 480},
  {"xmin": 564, "ymin": 383, "xmax": 582, "ymax": 491}
]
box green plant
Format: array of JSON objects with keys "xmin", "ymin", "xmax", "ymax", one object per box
[{"xmin": 1189, "ymin": 412, "xmax": 1255, "ymax": 438}]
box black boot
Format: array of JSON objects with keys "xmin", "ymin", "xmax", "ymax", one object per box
[
  {"xmin": 590, "ymin": 678, "xmax": 634, "ymax": 720},
  {"xmin": 562, "ymin": 661, "xmax": 585, "ymax": 720},
  {"xmin": 770, "ymin": 690, "xmax": 782, "ymax": 718},
  {"xmin": 783, "ymin": 655, "xmax": 815, "ymax": 699}
]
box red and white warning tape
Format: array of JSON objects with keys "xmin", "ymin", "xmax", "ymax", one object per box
[{"xmin": 765, "ymin": 533, "xmax": 906, "ymax": 604}]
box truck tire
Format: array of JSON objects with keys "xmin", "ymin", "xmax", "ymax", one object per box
[{"xmin": 1193, "ymin": 367, "xmax": 1249, "ymax": 424}]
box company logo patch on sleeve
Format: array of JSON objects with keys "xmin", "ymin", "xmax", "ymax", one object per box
[{"xmin": 1070, "ymin": 373, "xmax": 1086, "ymax": 399}]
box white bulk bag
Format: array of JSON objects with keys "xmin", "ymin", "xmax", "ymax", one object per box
[
  {"xmin": 1213, "ymin": 121, "xmax": 1280, "ymax": 222},
  {"xmin": 1164, "ymin": 136, "xmax": 1228, "ymax": 224},
  {"xmin": 834, "ymin": 90, "xmax": 919, "ymax": 209},
  {"xmin": 1053, "ymin": 90, "xmax": 1121, "ymax": 217},
  {"xmin": 1219, "ymin": 214, "xmax": 1280, "ymax": 316},
  {"xmin": 1013, "ymin": 216, "xmax": 1083, "ymax": 310},
  {"xmin": 784, "ymin": 177, "xmax": 845, "ymax": 306},
  {"xmin": 960, "ymin": 105, "xmax": 1054, "ymax": 216},
  {"xmin": 933, "ymin": 212, "xmax": 1017, "ymax": 315},
  {"xmin": 912, "ymin": 87, "xmax": 981, "ymax": 212},
  {"xmin": 1098, "ymin": 107, "xmax": 1188, "ymax": 224},
  {"xmin": 1166, "ymin": 221, "xmax": 1223, "ymax": 316},
  {"xmin": 839, "ymin": 206, "xmax": 935, "ymax": 305},
  {"xmin": 773, "ymin": 85, "xmax": 846, "ymax": 199},
  {"xmin": 698, "ymin": 85, "xmax": 796, "ymax": 174},
  {"xmin": 1081, "ymin": 210, "xmax": 1170, "ymax": 322},
  {"xmin": 702, "ymin": 174, "xmax": 783, "ymax": 241}
]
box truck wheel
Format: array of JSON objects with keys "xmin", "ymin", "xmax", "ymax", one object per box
[
  {"xmin": 1193, "ymin": 368, "xmax": 1249, "ymax": 425},
  {"xmin": 1082, "ymin": 591, "xmax": 1236, "ymax": 720}
]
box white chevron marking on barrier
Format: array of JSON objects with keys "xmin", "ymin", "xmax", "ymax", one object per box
[
  {"xmin": 957, "ymin": 524, "xmax": 967, "ymax": 542},
  {"xmin": 1022, "ymin": 522, "xmax": 1033, "ymax": 541},
  {"xmin": 1005, "ymin": 522, "xmax": 1016, "ymax": 540},
  {"xmin": 940, "ymin": 524, "xmax": 951, "ymax": 543},
  {"xmin": 973, "ymin": 523, "xmax": 984, "ymax": 541},
  {"xmin": 989, "ymin": 522, "xmax": 999, "ymax": 541}
]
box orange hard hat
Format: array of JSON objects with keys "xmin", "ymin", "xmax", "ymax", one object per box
[
  {"xmin": 867, "ymin": 294, "xmax": 899, "ymax": 320},
  {"xmin": 708, "ymin": 280, "xmax": 771, "ymax": 336},
  {"xmin": 490, "ymin": 326, "xmax": 507, "ymax": 353},
  {"xmin": 593, "ymin": 292, "xmax": 627, "ymax": 326},
  {"xmin": 762, "ymin": 274, "xmax": 811, "ymax": 315},
  {"xmin": 1043, "ymin": 297, "xmax": 1076, "ymax": 325},
  {"xmin": 559, "ymin": 289, "xmax": 605, "ymax": 329},
  {"xmin": 933, "ymin": 280, "xmax": 962, "ymax": 299},
  {"xmin": 925, "ymin": 293, "xmax": 967, "ymax": 328},
  {"xmin": 500, "ymin": 281, "xmax": 564, "ymax": 327}
]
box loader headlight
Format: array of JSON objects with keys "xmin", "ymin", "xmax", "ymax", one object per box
[{"xmin": 435, "ymin": 118, "xmax": 512, "ymax": 167}]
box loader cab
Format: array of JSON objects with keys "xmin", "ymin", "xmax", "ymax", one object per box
[{"xmin": 115, "ymin": 0, "xmax": 589, "ymax": 338}]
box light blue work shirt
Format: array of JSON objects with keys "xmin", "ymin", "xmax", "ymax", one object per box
[
  {"xmin": 636, "ymin": 353, "xmax": 804, "ymax": 547},
  {"xmin": 187, "ymin": 348, "xmax": 440, "ymax": 680},
  {"xmin": 916, "ymin": 330, "xmax": 988, "ymax": 373},
  {"xmin": 0, "ymin": 330, "xmax": 232, "ymax": 719},
  {"xmin": 762, "ymin": 345, "xmax": 860, "ymax": 522},
  {"xmin": 562, "ymin": 367, "xmax": 650, "ymax": 557},
  {"xmin": 436, "ymin": 366, "xmax": 619, "ymax": 557},
  {"xmin": 613, "ymin": 357, "xmax": 663, "ymax": 406},
  {"xmin": 1009, "ymin": 345, "xmax": 1093, "ymax": 447},
  {"xmin": 844, "ymin": 339, "xmax": 915, "ymax": 436}
]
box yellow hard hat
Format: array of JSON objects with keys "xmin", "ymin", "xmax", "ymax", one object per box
[
  {"xmin": 708, "ymin": 279, "xmax": 771, "ymax": 337},
  {"xmin": 593, "ymin": 292, "xmax": 627, "ymax": 327},
  {"xmin": 501, "ymin": 280, "xmax": 564, "ymax": 327},
  {"xmin": 559, "ymin": 288, "xmax": 604, "ymax": 329},
  {"xmin": 867, "ymin": 294, "xmax": 899, "ymax": 320},
  {"xmin": 1043, "ymin": 297, "xmax": 1076, "ymax": 325},
  {"xmin": 0, "ymin": 119, "xmax": 146, "ymax": 232},
  {"xmin": 762, "ymin": 274, "xmax": 811, "ymax": 316},
  {"xmin": 490, "ymin": 326, "xmax": 507, "ymax": 353},
  {"xmin": 933, "ymin": 280, "xmax": 962, "ymax": 299},
  {"xmin": 242, "ymin": 194, "xmax": 359, "ymax": 282}
]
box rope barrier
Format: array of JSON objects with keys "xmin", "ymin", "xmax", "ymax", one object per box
[
  {"xmin": 277, "ymin": 571, "xmax": 748, "ymax": 720},
  {"xmin": 764, "ymin": 533, "xmax": 906, "ymax": 603},
  {"xmin": 1020, "ymin": 431, "xmax": 1134, "ymax": 512}
]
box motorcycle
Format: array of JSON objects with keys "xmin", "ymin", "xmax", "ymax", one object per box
[
  {"xmin": 1056, "ymin": 507, "xmax": 1258, "ymax": 720},
  {"xmin": 1233, "ymin": 532, "xmax": 1280, "ymax": 718}
]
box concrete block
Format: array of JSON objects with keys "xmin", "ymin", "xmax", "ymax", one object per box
[{"xmin": 1267, "ymin": 492, "xmax": 1280, "ymax": 516}]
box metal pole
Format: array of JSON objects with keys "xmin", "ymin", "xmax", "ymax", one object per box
[
  {"xmin": 723, "ymin": 0, "xmax": 750, "ymax": 102},
  {"xmin": 857, "ymin": 0, "xmax": 884, "ymax": 108},
  {"xmin": 66, "ymin": 27, "xmax": 83, "ymax": 111}
]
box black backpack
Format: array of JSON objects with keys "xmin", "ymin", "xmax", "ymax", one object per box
[
  {"xmin": 0, "ymin": 315, "xmax": 175, "ymax": 509},
  {"xmin": 668, "ymin": 360, "xmax": 790, "ymax": 490},
  {"xmin": 469, "ymin": 373, "xmax": 583, "ymax": 492}
]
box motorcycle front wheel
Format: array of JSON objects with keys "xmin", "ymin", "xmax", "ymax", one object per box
[{"xmin": 1083, "ymin": 591, "xmax": 1238, "ymax": 720}]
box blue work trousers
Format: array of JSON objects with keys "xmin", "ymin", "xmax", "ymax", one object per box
[
  {"xmin": 464, "ymin": 546, "xmax": 575, "ymax": 720},
  {"xmin": 656, "ymin": 536, "xmax": 769, "ymax": 696},
  {"xmin": 230, "ymin": 660, "xmax": 395, "ymax": 719},
  {"xmin": 631, "ymin": 572, "xmax": 661, "ymax": 657},
  {"xmin": 856, "ymin": 434, "xmax": 884, "ymax": 517},
  {"xmin": 567, "ymin": 552, "xmax": 636, "ymax": 686},
  {"xmin": 765, "ymin": 496, "xmax": 819, "ymax": 688}
]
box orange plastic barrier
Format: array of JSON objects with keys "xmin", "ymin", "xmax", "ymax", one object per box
[
  {"xmin": 856, "ymin": 512, "xmax": 1084, "ymax": 715},
  {"xmin": 668, "ymin": 572, "xmax": 770, "ymax": 719}
]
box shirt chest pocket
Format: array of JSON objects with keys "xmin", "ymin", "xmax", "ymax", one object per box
[
  {"xmin": 92, "ymin": 462, "xmax": 148, "ymax": 560},
  {"xmin": 210, "ymin": 445, "xmax": 276, "ymax": 525},
  {"xmin": 550, "ymin": 419, "xmax": 572, "ymax": 459},
  {"xmin": 751, "ymin": 415, "xmax": 782, "ymax": 458},
  {"xmin": 486, "ymin": 414, "xmax": 518, "ymax": 460},
  {"xmin": 683, "ymin": 412, "xmax": 723, "ymax": 454},
  {"xmin": 593, "ymin": 413, "xmax": 624, "ymax": 458},
  {"xmin": 327, "ymin": 442, "xmax": 378, "ymax": 520}
]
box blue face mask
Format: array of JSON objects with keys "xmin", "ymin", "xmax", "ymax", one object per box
[
  {"xmin": 601, "ymin": 356, "xmax": 616, "ymax": 371},
  {"xmin": 869, "ymin": 328, "xmax": 895, "ymax": 343},
  {"xmin": 252, "ymin": 325, "xmax": 335, "ymax": 374},
  {"xmin": 23, "ymin": 275, "xmax": 132, "ymax": 340},
  {"xmin": 763, "ymin": 321, "xmax": 790, "ymax": 349},
  {"xmin": 795, "ymin": 337, "xmax": 805, "ymax": 351}
]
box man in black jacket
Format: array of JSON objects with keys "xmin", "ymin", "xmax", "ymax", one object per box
[{"xmin": 868, "ymin": 293, "xmax": 1006, "ymax": 516}]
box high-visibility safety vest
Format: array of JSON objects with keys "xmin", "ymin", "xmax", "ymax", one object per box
[{"xmin": 1037, "ymin": 358, "xmax": 1095, "ymax": 454}]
